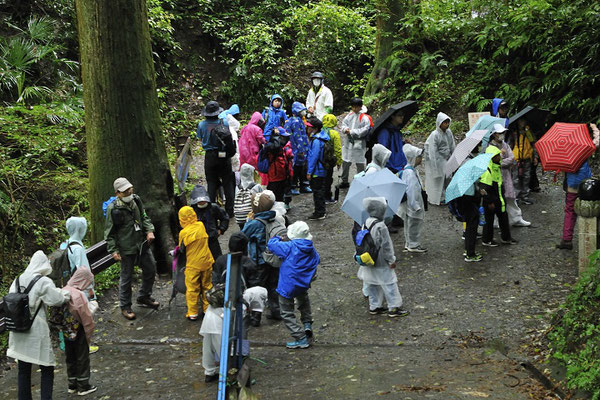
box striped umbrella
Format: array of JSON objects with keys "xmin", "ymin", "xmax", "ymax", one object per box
[
  {"xmin": 535, "ymin": 123, "xmax": 595, "ymax": 173},
  {"xmin": 444, "ymin": 129, "xmax": 488, "ymax": 177}
]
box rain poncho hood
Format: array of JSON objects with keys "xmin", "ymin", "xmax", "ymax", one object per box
[
  {"xmin": 367, "ymin": 144, "xmax": 392, "ymax": 173},
  {"xmin": 291, "ymin": 101, "xmax": 306, "ymax": 116},
  {"xmin": 239, "ymin": 112, "xmax": 266, "ymax": 169},
  {"xmin": 64, "ymin": 267, "xmax": 95, "ymax": 341},
  {"xmin": 63, "ymin": 216, "xmax": 90, "ymax": 271},
  {"xmin": 218, "ymin": 104, "xmax": 240, "ymax": 119},
  {"xmin": 358, "ymin": 197, "xmax": 397, "ymax": 282},
  {"xmin": 268, "ymin": 235, "xmax": 319, "ymax": 299},
  {"xmin": 239, "ymin": 163, "xmax": 256, "ymax": 190},
  {"xmin": 435, "ymin": 112, "xmax": 451, "ymax": 133},
  {"xmin": 424, "ymin": 112, "xmax": 456, "ymax": 204},
  {"xmin": 492, "ymin": 98, "xmax": 505, "ymax": 117},
  {"xmin": 179, "ymin": 206, "xmax": 200, "ymax": 229},
  {"xmin": 363, "ymin": 197, "xmax": 387, "ymax": 220},
  {"xmin": 399, "ymin": 144, "xmax": 425, "ymax": 220},
  {"xmin": 322, "ymin": 114, "xmax": 338, "ymax": 129},
  {"xmin": 178, "ymin": 206, "xmax": 214, "ymax": 271},
  {"xmin": 485, "ymin": 144, "xmax": 502, "ymax": 161},
  {"xmin": 66, "ymin": 216, "xmax": 87, "ymax": 243},
  {"xmin": 190, "ymin": 185, "xmax": 211, "ymax": 205},
  {"xmin": 287, "ymin": 221, "xmax": 312, "ymax": 241},
  {"xmin": 403, "ymin": 144, "xmax": 423, "ymax": 167}
]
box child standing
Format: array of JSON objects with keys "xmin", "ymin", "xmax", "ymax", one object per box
[
  {"xmin": 190, "ymin": 184, "xmax": 229, "ymax": 260},
  {"xmin": 178, "ymin": 206, "xmax": 215, "ymax": 320},
  {"xmin": 265, "ymin": 127, "xmax": 294, "ymax": 202},
  {"xmin": 359, "ymin": 197, "xmax": 409, "ymax": 318},
  {"xmin": 268, "ymin": 221, "xmax": 320, "ymax": 349},
  {"xmin": 234, "ymin": 163, "xmax": 263, "ymax": 230},
  {"xmin": 62, "ymin": 268, "xmax": 97, "ymax": 396},
  {"xmin": 322, "ymin": 114, "xmax": 343, "ymax": 204},
  {"xmin": 306, "ymin": 117, "xmax": 329, "ymax": 220},
  {"xmin": 398, "ymin": 144, "xmax": 427, "ymax": 253},
  {"xmin": 284, "ymin": 102, "xmax": 311, "ymax": 195},
  {"xmin": 262, "ymin": 94, "xmax": 288, "ymax": 142}
]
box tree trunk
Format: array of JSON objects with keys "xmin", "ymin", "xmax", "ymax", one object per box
[
  {"xmin": 364, "ymin": 0, "xmax": 408, "ymax": 97},
  {"xmin": 76, "ymin": 0, "xmax": 177, "ymax": 273}
]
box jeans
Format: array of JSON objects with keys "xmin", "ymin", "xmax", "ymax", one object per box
[
  {"xmin": 310, "ymin": 176, "xmax": 326, "ymax": 216},
  {"xmin": 341, "ymin": 161, "xmax": 365, "ymax": 184},
  {"xmin": 65, "ymin": 326, "xmax": 90, "ymax": 390},
  {"xmin": 279, "ymin": 292, "xmax": 312, "ymax": 340},
  {"xmin": 119, "ymin": 247, "xmax": 156, "ymax": 309},
  {"xmin": 18, "ymin": 361, "xmax": 54, "ymax": 400},
  {"xmin": 204, "ymin": 151, "xmax": 235, "ymax": 215}
]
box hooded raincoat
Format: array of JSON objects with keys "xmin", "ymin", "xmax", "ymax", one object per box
[
  {"xmin": 323, "ymin": 114, "xmax": 343, "ymax": 167},
  {"xmin": 242, "ymin": 210, "xmax": 277, "ymax": 265},
  {"xmin": 424, "ymin": 112, "xmax": 456, "ymax": 205},
  {"xmin": 61, "ymin": 216, "xmax": 90, "ymax": 272},
  {"xmin": 398, "ymin": 144, "xmax": 425, "ymax": 220},
  {"xmin": 262, "ymin": 94, "xmax": 288, "ymax": 142},
  {"xmin": 480, "ymin": 146, "xmax": 505, "ymax": 212},
  {"xmin": 357, "ymin": 198, "xmax": 397, "ymax": 285},
  {"xmin": 63, "ymin": 268, "xmax": 95, "ymax": 342},
  {"xmin": 7, "ymin": 251, "xmax": 70, "ymax": 366},
  {"xmin": 492, "ymin": 98, "xmax": 509, "ymax": 127},
  {"xmin": 268, "ymin": 234, "xmax": 319, "ymax": 299},
  {"xmin": 486, "ymin": 139, "xmax": 516, "ymax": 199},
  {"xmin": 306, "ymin": 84, "xmax": 333, "ymax": 120},
  {"xmin": 363, "ymin": 144, "xmax": 392, "ymax": 176},
  {"xmin": 239, "ymin": 112, "xmax": 266, "ymax": 170},
  {"xmin": 307, "ymin": 130, "xmax": 331, "ymax": 178},
  {"xmin": 341, "ymin": 110, "xmax": 371, "ymax": 164},
  {"xmin": 284, "ymin": 102, "xmax": 310, "ymax": 166}
]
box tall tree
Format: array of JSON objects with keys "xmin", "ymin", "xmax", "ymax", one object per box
[{"xmin": 76, "ymin": 0, "xmax": 177, "ymax": 272}]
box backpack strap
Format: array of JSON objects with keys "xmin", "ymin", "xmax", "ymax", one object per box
[
  {"xmin": 21, "ymin": 274, "xmax": 44, "ymax": 323},
  {"xmin": 367, "ymin": 219, "xmax": 380, "ymax": 231}
]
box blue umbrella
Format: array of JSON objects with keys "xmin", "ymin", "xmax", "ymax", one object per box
[
  {"xmin": 445, "ymin": 153, "xmax": 494, "ymax": 203},
  {"xmin": 466, "ymin": 115, "xmax": 506, "ymax": 150},
  {"xmin": 341, "ymin": 168, "xmax": 407, "ymax": 225}
]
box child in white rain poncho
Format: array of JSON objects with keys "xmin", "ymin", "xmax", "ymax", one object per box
[
  {"xmin": 358, "ymin": 197, "xmax": 409, "ymax": 318},
  {"xmin": 424, "ymin": 112, "xmax": 456, "ymax": 205},
  {"xmin": 398, "ymin": 144, "xmax": 427, "ymax": 253}
]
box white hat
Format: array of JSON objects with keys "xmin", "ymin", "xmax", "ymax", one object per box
[
  {"xmin": 287, "ymin": 221, "xmax": 312, "ymax": 241},
  {"xmin": 113, "ymin": 177, "xmax": 133, "ymax": 192},
  {"xmin": 492, "ymin": 123, "xmax": 508, "ymax": 134}
]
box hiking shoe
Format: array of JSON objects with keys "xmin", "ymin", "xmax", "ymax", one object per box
[
  {"xmin": 187, "ymin": 314, "xmax": 199, "ymax": 321},
  {"xmin": 482, "ymin": 240, "xmax": 499, "ymax": 247},
  {"xmin": 89, "ymin": 345, "xmax": 99, "ymax": 354},
  {"xmin": 304, "ymin": 322, "xmax": 313, "ymax": 339},
  {"xmin": 520, "ymin": 197, "xmax": 534, "ymax": 205},
  {"xmin": 308, "ymin": 213, "xmax": 326, "ymax": 220},
  {"xmin": 501, "ymin": 238, "xmax": 518, "ymax": 245},
  {"xmin": 205, "ymin": 374, "xmax": 219, "ymax": 383},
  {"xmin": 513, "ymin": 219, "xmax": 531, "ymax": 227},
  {"xmin": 407, "ymin": 246, "xmax": 427, "ymax": 253},
  {"xmin": 121, "ymin": 309, "xmax": 136, "ymax": 320},
  {"xmin": 300, "ymin": 186, "xmax": 313, "ymax": 193},
  {"xmin": 556, "ymin": 240, "xmax": 573, "ymax": 250},
  {"xmin": 368, "ymin": 307, "xmax": 386, "ymax": 315},
  {"xmin": 289, "ymin": 188, "xmax": 300, "ymax": 195},
  {"xmin": 325, "ymin": 198, "xmax": 338, "ymax": 205},
  {"xmin": 68, "ymin": 385, "xmax": 77, "ymax": 394},
  {"xmin": 286, "ymin": 337, "xmax": 310, "ymax": 349},
  {"xmin": 339, "ymin": 182, "xmax": 350, "ymax": 189},
  {"xmin": 250, "ymin": 311, "xmax": 262, "ymax": 327},
  {"xmin": 77, "ymin": 385, "xmax": 97, "ymax": 396},
  {"xmin": 465, "ymin": 253, "xmax": 483, "ymax": 262},
  {"xmin": 137, "ymin": 297, "xmax": 160, "ymax": 309},
  {"xmin": 388, "ymin": 308, "xmax": 410, "ymax": 318}
]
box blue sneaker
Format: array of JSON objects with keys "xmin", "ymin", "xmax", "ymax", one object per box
[
  {"xmin": 300, "ymin": 186, "xmax": 313, "ymax": 194},
  {"xmin": 286, "ymin": 337, "xmax": 309, "ymax": 349},
  {"xmin": 303, "ymin": 322, "xmax": 313, "ymax": 339},
  {"xmin": 289, "ymin": 188, "xmax": 300, "ymax": 195}
]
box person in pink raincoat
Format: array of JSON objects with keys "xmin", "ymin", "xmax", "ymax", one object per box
[
  {"xmin": 239, "ymin": 112, "xmax": 266, "ymax": 170},
  {"xmin": 62, "ymin": 267, "xmax": 97, "ymax": 395}
]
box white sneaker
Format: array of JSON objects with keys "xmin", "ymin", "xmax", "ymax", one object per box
[{"xmin": 513, "ymin": 219, "xmax": 531, "ymax": 227}]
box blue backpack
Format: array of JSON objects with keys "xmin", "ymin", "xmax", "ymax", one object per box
[
  {"xmin": 353, "ymin": 220, "xmax": 380, "ymax": 266},
  {"xmin": 102, "ymin": 196, "xmax": 117, "ymax": 218}
]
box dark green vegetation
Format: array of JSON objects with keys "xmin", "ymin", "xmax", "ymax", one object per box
[{"xmin": 1, "ymin": 0, "xmax": 600, "ymax": 391}]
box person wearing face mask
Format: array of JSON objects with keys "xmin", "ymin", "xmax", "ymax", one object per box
[
  {"xmin": 340, "ymin": 97, "xmax": 373, "ymax": 188},
  {"xmin": 306, "ymin": 71, "xmax": 333, "ymax": 120},
  {"xmin": 284, "ymin": 102, "xmax": 312, "ymax": 195},
  {"xmin": 104, "ymin": 177, "xmax": 159, "ymax": 320},
  {"xmin": 190, "ymin": 184, "xmax": 230, "ymax": 261},
  {"xmin": 424, "ymin": 112, "xmax": 456, "ymax": 205}
]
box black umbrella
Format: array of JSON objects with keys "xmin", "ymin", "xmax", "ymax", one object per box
[
  {"xmin": 508, "ymin": 106, "xmax": 550, "ymax": 136},
  {"xmin": 372, "ymin": 100, "xmax": 418, "ymax": 134}
]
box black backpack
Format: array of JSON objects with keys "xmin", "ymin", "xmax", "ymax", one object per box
[
  {"xmin": 447, "ymin": 198, "xmax": 466, "ymax": 222},
  {"xmin": 211, "ymin": 122, "xmax": 236, "ymax": 158},
  {"xmin": 315, "ymin": 136, "xmax": 337, "ymax": 170},
  {"xmin": 0, "ymin": 275, "xmax": 43, "ymax": 332},
  {"xmin": 48, "ymin": 242, "xmax": 82, "ymax": 287},
  {"xmin": 353, "ymin": 220, "xmax": 380, "ymax": 266}
]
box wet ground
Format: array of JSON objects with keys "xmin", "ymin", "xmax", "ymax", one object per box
[{"xmin": 0, "ymin": 168, "xmax": 578, "ymax": 399}]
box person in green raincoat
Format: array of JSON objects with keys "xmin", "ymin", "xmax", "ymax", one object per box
[{"xmin": 480, "ymin": 146, "xmax": 517, "ymax": 247}]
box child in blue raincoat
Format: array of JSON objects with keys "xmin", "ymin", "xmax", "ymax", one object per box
[
  {"xmin": 284, "ymin": 101, "xmax": 311, "ymax": 195},
  {"xmin": 262, "ymin": 94, "xmax": 288, "ymax": 142}
]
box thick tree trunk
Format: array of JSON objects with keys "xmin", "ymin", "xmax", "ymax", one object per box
[
  {"xmin": 364, "ymin": 0, "xmax": 407, "ymax": 97},
  {"xmin": 76, "ymin": 0, "xmax": 177, "ymax": 273}
]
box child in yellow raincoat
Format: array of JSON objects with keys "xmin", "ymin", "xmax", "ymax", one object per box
[
  {"xmin": 322, "ymin": 113, "xmax": 343, "ymax": 204},
  {"xmin": 178, "ymin": 206, "xmax": 214, "ymax": 320}
]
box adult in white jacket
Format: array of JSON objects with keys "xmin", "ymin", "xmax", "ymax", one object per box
[
  {"xmin": 340, "ymin": 98, "xmax": 372, "ymax": 187},
  {"xmin": 7, "ymin": 250, "xmax": 70, "ymax": 399},
  {"xmin": 424, "ymin": 112, "xmax": 456, "ymax": 205},
  {"xmin": 398, "ymin": 144, "xmax": 427, "ymax": 253},
  {"xmin": 305, "ymin": 71, "xmax": 333, "ymax": 120}
]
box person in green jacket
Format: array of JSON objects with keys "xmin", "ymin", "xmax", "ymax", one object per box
[{"xmin": 104, "ymin": 177, "xmax": 159, "ymax": 320}]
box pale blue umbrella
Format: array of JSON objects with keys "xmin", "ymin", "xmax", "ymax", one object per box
[
  {"xmin": 466, "ymin": 115, "xmax": 506, "ymax": 150},
  {"xmin": 445, "ymin": 153, "xmax": 494, "ymax": 203},
  {"xmin": 341, "ymin": 168, "xmax": 407, "ymax": 225}
]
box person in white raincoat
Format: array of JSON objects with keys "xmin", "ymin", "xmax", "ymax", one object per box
[
  {"xmin": 7, "ymin": 250, "xmax": 70, "ymax": 399},
  {"xmin": 305, "ymin": 71, "xmax": 333, "ymax": 120},
  {"xmin": 357, "ymin": 197, "xmax": 409, "ymax": 318},
  {"xmin": 424, "ymin": 112, "xmax": 456, "ymax": 205},
  {"xmin": 340, "ymin": 98, "xmax": 372, "ymax": 187},
  {"xmin": 199, "ymin": 303, "xmax": 223, "ymax": 382},
  {"xmin": 355, "ymin": 144, "xmax": 391, "ymax": 178},
  {"xmin": 398, "ymin": 144, "xmax": 427, "ymax": 253}
]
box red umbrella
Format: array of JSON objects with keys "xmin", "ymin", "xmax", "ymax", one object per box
[{"xmin": 535, "ymin": 123, "xmax": 595, "ymax": 173}]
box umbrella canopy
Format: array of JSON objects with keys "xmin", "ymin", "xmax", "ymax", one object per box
[
  {"xmin": 445, "ymin": 129, "xmax": 488, "ymax": 177},
  {"xmin": 466, "ymin": 115, "xmax": 507, "ymax": 150},
  {"xmin": 341, "ymin": 168, "xmax": 407, "ymax": 225},
  {"xmin": 372, "ymin": 101, "xmax": 418, "ymax": 134},
  {"xmin": 535, "ymin": 122, "xmax": 595, "ymax": 173},
  {"xmin": 508, "ymin": 106, "xmax": 550, "ymax": 137},
  {"xmin": 445, "ymin": 153, "xmax": 494, "ymax": 203}
]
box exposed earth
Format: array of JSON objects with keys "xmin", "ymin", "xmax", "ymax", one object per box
[{"xmin": 1, "ymin": 164, "xmax": 578, "ymax": 399}]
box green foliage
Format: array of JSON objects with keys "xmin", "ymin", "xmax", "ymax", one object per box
[
  {"xmin": 93, "ymin": 264, "xmax": 122, "ymax": 294},
  {"xmin": 548, "ymin": 250, "xmax": 600, "ymax": 397}
]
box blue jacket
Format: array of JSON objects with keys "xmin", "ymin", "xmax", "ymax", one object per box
[
  {"xmin": 492, "ymin": 98, "xmax": 509, "ymax": 127},
  {"xmin": 284, "ymin": 102, "xmax": 309, "ymax": 165},
  {"xmin": 307, "ymin": 130, "xmax": 330, "ymax": 177},
  {"xmin": 241, "ymin": 210, "xmax": 276, "ymax": 265},
  {"xmin": 262, "ymin": 94, "xmax": 288, "ymax": 142},
  {"xmin": 268, "ymin": 236, "xmax": 319, "ymax": 299},
  {"xmin": 376, "ymin": 123, "xmax": 407, "ymax": 173},
  {"xmin": 567, "ymin": 161, "xmax": 592, "ymax": 189},
  {"xmin": 196, "ymin": 117, "xmax": 229, "ymax": 151}
]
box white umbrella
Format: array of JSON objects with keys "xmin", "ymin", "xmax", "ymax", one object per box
[{"xmin": 444, "ymin": 129, "xmax": 487, "ymax": 177}]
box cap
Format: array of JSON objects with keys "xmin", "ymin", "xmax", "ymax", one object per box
[
  {"xmin": 492, "ymin": 123, "xmax": 508, "ymax": 134},
  {"xmin": 113, "ymin": 177, "xmax": 133, "ymax": 193},
  {"xmin": 311, "ymin": 71, "xmax": 324, "ymax": 79}
]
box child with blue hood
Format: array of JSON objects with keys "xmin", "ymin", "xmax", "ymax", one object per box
[
  {"xmin": 268, "ymin": 221, "xmax": 319, "ymax": 349},
  {"xmin": 284, "ymin": 101, "xmax": 311, "ymax": 195},
  {"xmin": 262, "ymin": 94, "xmax": 288, "ymax": 142}
]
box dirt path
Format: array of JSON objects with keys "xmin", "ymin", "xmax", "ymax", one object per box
[{"xmin": 0, "ymin": 171, "xmax": 575, "ymax": 399}]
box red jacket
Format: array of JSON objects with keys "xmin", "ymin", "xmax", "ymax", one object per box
[{"xmin": 268, "ymin": 142, "xmax": 294, "ymax": 182}]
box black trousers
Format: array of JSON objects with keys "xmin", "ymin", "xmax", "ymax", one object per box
[
  {"xmin": 482, "ymin": 198, "xmax": 511, "ymax": 243},
  {"xmin": 325, "ymin": 166, "xmax": 335, "ymax": 199},
  {"xmin": 310, "ymin": 176, "xmax": 327, "ymax": 216},
  {"xmin": 204, "ymin": 151, "xmax": 235, "ymax": 215},
  {"xmin": 459, "ymin": 196, "xmax": 480, "ymax": 257},
  {"xmin": 267, "ymin": 180, "xmax": 287, "ymax": 202},
  {"xmin": 292, "ymin": 163, "xmax": 309, "ymax": 188},
  {"xmin": 65, "ymin": 326, "xmax": 90, "ymax": 389},
  {"xmin": 208, "ymin": 236, "xmax": 222, "ymax": 261},
  {"xmin": 529, "ymin": 162, "xmax": 540, "ymax": 189},
  {"xmin": 18, "ymin": 361, "xmax": 53, "ymax": 400},
  {"xmin": 256, "ymin": 263, "xmax": 280, "ymax": 316}
]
